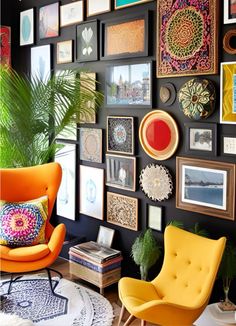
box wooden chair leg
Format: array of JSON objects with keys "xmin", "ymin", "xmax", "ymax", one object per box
[
  {"xmin": 118, "ymin": 304, "xmax": 125, "ymax": 325},
  {"xmin": 123, "ymin": 314, "xmax": 136, "ymax": 326},
  {"xmin": 141, "ymin": 320, "xmax": 146, "ymax": 326}
]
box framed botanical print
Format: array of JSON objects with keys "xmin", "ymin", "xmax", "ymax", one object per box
[
  {"xmin": 76, "ymin": 20, "xmax": 98, "ymax": 62},
  {"xmin": 224, "ymin": 0, "xmax": 236, "ymax": 24},
  {"xmin": 57, "ymin": 40, "xmax": 73, "ymax": 64},
  {"xmin": 147, "ymin": 204, "xmax": 163, "ymax": 232},
  {"xmin": 39, "ymin": 2, "xmax": 59, "ymax": 39},
  {"xmin": 79, "ymin": 128, "xmax": 102, "ymax": 163},
  {"xmin": 222, "ymin": 135, "xmax": 236, "ymax": 156},
  {"xmin": 60, "ymin": 1, "xmax": 84, "ymax": 27},
  {"xmin": 114, "ymin": 0, "xmax": 152, "ymax": 10},
  {"xmin": 20, "ymin": 8, "xmax": 34, "ymax": 46},
  {"xmin": 31, "ymin": 45, "xmax": 51, "ymax": 82},
  {"xmin": 87, "ymin": 0, "xmax": 111, "ymax": 17}
]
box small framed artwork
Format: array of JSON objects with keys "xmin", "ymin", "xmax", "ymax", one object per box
[
  {"xmin": 100, "ymin": 12, "xmax": 149, "ymax": 60},
  {"xmin": 114, "ymin": 0, "xmax": 152, "ymax": 10},
  {"xmin": 60, "ymin": 1, "xmax": 84, "ymax": 27},
  {"xmin": 79, "ymin": 128, "xmax": 102, "ymax": 163},
  {"xmin": 185, "ymin": 123, "xmax": 217, "ymax": 156},
  {"xmin": 79, "ymin": 72, "xmax": 97, "ymax": 124},
  {"xmin": 105, "ymin": 61, "xmax": 152, "ymax": 108},
  {"xmin": 20, "ymin": 8, "xmax": 34, "ymax": 46},
  {"xmin": 107, "ymin": 116, "xmax": 134, "ymax": 155},
  {"xmin": 79, "ymin": 165, "xmax": 104, "ymax": 220},
  {"xmin": 107, "ymin": 192, "xmax": 138, "ymax": 231},
  {"xmin": 220, "ymin": 62, "xmax": 236, "ymax": 124},
  {"xmin": 97, "ymin": 225, "xmax": 115, "ymax": 247},
  {"xmin": 57, "ymin": 40, "xmax": 73, "ymax": 64},
  {"xmin": 87, "ymin": 0, "xmax": 111, "ymax": 17},
  {"xmin": 147, "ymin": 204, "xmax": 163, "ymax": 232},
  {"xmin": 106, "ymin": 154, "xmax": 136, "ymax": 191},
  {"xmin": 31, "ymin": 44, "xmax": 51, "ymax": 82},
  {"xmin": 76, "ymin": 20, "xmax": 98, "ymax": 62},
  {"xmin": 39, "ymin": 2, "xmax": 59, "ymax": 39},
  {"xmin": 224, "ymin": 0, "xmax": 236, "ymax": 24},
  {"xmin": 176, "ymin": 157, "xmax": 236, "ymax": 221},
  {"xmin": 0, "ymin": 26, "xmax": 11, "ymax": 66},
  {"xmin": 222, "ymin": 135, "xmax": 236, "ymax": 156}
]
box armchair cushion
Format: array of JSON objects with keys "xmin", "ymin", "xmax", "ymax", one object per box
[{"xmin": 0, "ymin": 244, "xmax": 50, "ymax": 262}]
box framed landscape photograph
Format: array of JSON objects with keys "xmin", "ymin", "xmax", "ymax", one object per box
[
  {"xmin": 31, "ymin": 45, "xmax": 51, "ymax": 82},
  {"xmin": 147, "ymin": 204, "xmax": 163, "ymax": 232},
  {"xmin": 39, "ymin": 2, "xmax": 59, "ymax": 39},
  {"xmin": 76, "ymin": 20, "xmax": 98, "ymax": 62},
  {"xmin": 97, "ymin": 225, "xmax": 115, "ymax": 248},
  {"xmin": 79, "ymin": 128, "xmax": 102, "ymax": 163},
  {"xmin": 114, "ymin": 0, "xmax": 152, "ymax": 10},
  {"xmin": 87, "ymin": 0, "xmax": 111, "ymax": 17},
  {"xmin": 105, "ymin": 61, "xmax": 152, "ymax": 108},
  {"xmin": 60, "ymin": 1, "xmax": 84, "ymax": 27},
  {"xmin": 222, "ymin": 135, "xmax": 236, "ymax": 156},
  {"xmin": 20, "ymin": 8, "xmax": 34, "ymax": 46},
  {"xmin": 176, "ymin": 157, "xmax": 236, "ymax": 221},
  {"xmin": 57, "ymin": 40, "xmax": 73, "ymax": 64},
  {"xmin": 224, "ymin": 0, "xmax": 236, "ymax": 24}
]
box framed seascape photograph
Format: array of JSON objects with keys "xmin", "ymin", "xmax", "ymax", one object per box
[
  {"xmin": 60, "ymin": 1, "xmax": 84, "ymax": 27},
  {"xmin": 20, "ymin": 8, "xmax": 34, "ymax": 46},
  {"xmin": 222, "ymin": 135, "xmax": 236, "ymax": 156},
  {"xmin": 79, "ymin": 128, "xmax": 102, "ymax": 163},
  {"xmin": 106, "ymin": 61, "xmax": 152, "ymax": 108},
  {"xmin": 147, "ymin": 204, "xmax": 163, "ymax": 232},
  {"xmin": 224, "ymin": 0, "xmax": 236, "ymax": 24},
  {"xmin": 57, "ymin": 40, "xmax": 73, "ymax": 64},
  {"xmin": 31, "ymin": 45, "xmax": 51, "ymax": 82},
  {"xmin": 185, "ymin": 123, "xmax": 217, "ymax": 156},
  {"xmin": 87, "ymin": 0, "xmax": 111, "ymax": 17},
  {"xmin": 176, "ymin": 157, "xmax": 236, "ymax": 221},
  {"xmin": 100, "ymin": 12, "xmax": 149, "ymax": 60},
  {"xmin": 220, "ymin": 62, "xmax": 236, "ymax": 124},
  {"xmin": 55, "ymin": 142, "xmax": 76, "ymax": 220},
  {"xmin": 97, "ymin": 225, "xmax": 115, "ymax": 248},
  {"xmin": 107, "ymin": 116, "xmax": 134, "ymax": 155},
  {"xmin": 107, "ymin": 192, "xmax": 138, "ymax": 231},
  {"xmin": 79, "ymin": 165, "xmax": 104, "ymax": 220},
  {"xmin": 157, "ymin": 0, "xmax": 218, "ymax": 77},
  {"xmin": 39, "ymin": 2, "xmax": 59, "ymax": 39},
  {"xmin": 106, "ymin": 154, "xmax": 136, "ymax": 191},
  {"xmin": 114, "ymin": 0, "xmax": 152, "ymax": 10},
  {"xmin": 80, "ymin": 72, "xmax": 97, "ymax": 124},
  {"xmin": 0, "ymin": 26, "xmax": 11, "ymax": 66},
  {"xmin": 76, "ymin": 20, "xmax": 98, "ymax": 62}
]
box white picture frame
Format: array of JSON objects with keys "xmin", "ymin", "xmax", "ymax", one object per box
[
  {"xmin": 97, "ymin": 225, "xmax": 115, "ymax": 248},
  {"xmin": 224, "ymin": 1, "xmax": 236, "ymax": 24},
  {"xmin": 31, "ymin": 44, "xmax": 51, "ymax": 82},
  {"xmin": 20, "ymin": 8, "xmax": 34, "ymax": 46},
  {"xmin": 60, "ymin": 1, "xmax": 84, "ymax": 27},
  {"xmin": 87, "ymin": 0, "xmax": 111, "ymax": 17}
]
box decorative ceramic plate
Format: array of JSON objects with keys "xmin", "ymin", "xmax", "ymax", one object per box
[
  {"xmin": 139, "ymin": 164, "xmax": 173, "ymax": 201},
  {"xmin": 139, "ymin": 110, "xmax": 179, "ymax": 160}
]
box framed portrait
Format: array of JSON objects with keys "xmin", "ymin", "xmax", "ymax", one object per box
[
  {"xmin": 176, "ymin": 157, "xmax": 236, "ymax": 221},
  {"xmin": 222, "ymin": 135, "xmax": 236, "ymax": 156},
  {"xmin": 31, "ymin": 44, "xmax": 51, "ymax": 82},
  {"xmin": 185, "ymin": 123, "xmax": 217, "ymax": 156},
  {"xmin": 57, "ymin": 40, "xmax": 73, "ymax": 64},
  {"xmin": 147, "ymin": 204, "xmax": 163, "ymax": 232},
  {"xmin": 220, "ymin": 62, "xmax": 236, "ymax": 124},
  {"xmin": 20, "ymin": 8, "xmax": 34, "ymax": 46},
  {"xmin": 39, "ymin": 2, "xmax": 59, "ymax": 39},
  {"xmin": 60, "ymin": 1, "xmax": 84, "ymax": 27},
  {"xmin": 114, "ymin": 0, "xmax": 152, "ymax": 10},
  {"xmin": 87, "ymin": 0, "xmax": 111, "ymax": 17},
  {"xmin": 107, "ymin": 116, "xmax": 134, "ymax": 155},
  {"xmin": 79, "ymin": 128, "xmax": 102, "ymax": 163},
  {"xmin": 106, "ymin": 154, "xmax": 136, "ymax": 191},
  {"xmin": 79, "ymin": 72, "xmax": 97, "ymax": 124},
  {"xmin": 106, "ymin": 61, "xmax": 152, "ymax": 108},
  {"xmin": 97, "ymin": 225, "xmax": 115, "ymax": 248},
  {"xmin": 157, "ymin": 0, "xmax": 218, "ymax": 77},
  {"xmin": 76, "ymin": 20, "xmax": 98, "ymax": 62},
  {"xmin": 79, "ymin": 165, "xmax": 104, "ymax": 220},
  {"xmin": 107, "ymin": 192, "xmax": 138, "ymax": 231},
  {"xmin": 224, "ymin": 0, "xmax": 236, "ymax": 24},
  {"xmin": 55, "ymin": 142, "xmax": 76, "ymax": 220},
  {"xmin": 100, "ymin": 12, "xmax": 149, "ymax": 60},
  {"xmin": 0, "ymin": 26, "xmax": 11, "ymax": 66}
]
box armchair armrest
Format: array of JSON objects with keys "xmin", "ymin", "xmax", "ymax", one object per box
[{"xmin": 48, "ymin": 223, "xmax": 66, "ymax": 254}]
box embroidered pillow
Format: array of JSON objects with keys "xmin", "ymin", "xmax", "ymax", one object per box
[{"xmin": 0, "ymin": 196, "xmax": 48, "ymax": 247}]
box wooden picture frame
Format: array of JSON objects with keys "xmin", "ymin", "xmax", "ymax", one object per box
[
  {"xmin": 87, "ymin": 0, "xmax": 111, "ymax": 17},
  {"xmin": 20, "ymin": 8, "xmax": 34, "ymax": 46},
  {"xmin": 57, "ymin": 40, "xmax": 73, "ymax": 64},
  {"xmin": 147, "ymin": 204, "xmax": 163, "ymax": 232},
  {"xmin": 114, "ymin": 0, "xmax": 152, "ymax": 10},
  {"xmin": 79, "ymin": 128, "xmax": 102, "ymax": 163},
  {"xmin": 39, "ymin": 2, "xmax": 59, "ymax": 39},
  {"xmin": 97, "ymin": 225, "xmax": 115, "ymax": 248},
  {"xmin": 176, "ymin": 157, "xmax": 236, "ymax": 221},
  {"xmin": 60, "ymin": 1, "xmax": 84, "ymax": 27},
  {"xmin": 222, "ymin": 135, "xmax": 236, "ymax": 156},
  {"xmin": 76, "ymin": 20, "xmax": 98, "ymax": 62},
  {"xmin": 79, "ymin": 72, "xmax": 97, "ymax": 124},
  {"xmin": 224, "ymin": 0, "xmax": 236, "ymax": 24}
]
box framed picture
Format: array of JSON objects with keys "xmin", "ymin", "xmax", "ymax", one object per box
[
  {"xmin": 106, "ymin": 154, "xmax": 136, "ymax": 191},
  {"xmin": 185, "ymin": 123, "xmax": 217, "ymax": 156},
  {"xmin": 114, "ymin": 0, "xmax": 152, "ymax": 10},
  {"xmin": 39, "ymin": 2, "xmax": 59, "ymax": 39},
  {"xmin": 97, "ymin": 225, "xmax": 115, "ymax": 248},
  {"xmin": 79, "ymin": 128, "xmax": 102, "ymax": 163},
  {"xmin": 31, "ymin": 45, "xmax": 51, "ymax": 82},
  {"xmin": 60, "ymin": 1, "xmax": 84, "ymax": 27},
  {"xmin": 224, "ymin": 0, "xmax": 236, "ymax": 24},
  {"xmin": 222, "ymin": 135, "xmax": 236, "ymax": 156},
  {"xmin": 0, "ymin": 26, "xmax": 11, "ymax": 66},
  {"xmin": 107, "ymin": 192, "xmax": 138, "ymax": 231},
  {"xmin": 157, "ymin": 0, "xmax": 218, "ymax": 77},
  {"xmin": 176, "ymin": 157, "xmax": 236, "ymax": 221},
  {"xmin": 79, "ymin": 72, "xmax": 97, "ymax": 124},
  {"xmin": 105, "ymin": 61, "xmax": 152, "ymax": 108},
  {"xmin": 100, "ymin": 12, "xmax": 149, "ymax": 60},
  {"xmin": 55, "ymin": 142, "xmax": 76, "ymax": 220},
  {"xmin": 107, "ymin": 116, "xmax": 134, "ymax": 155},
  {"xmin": 79, "ymin": 165, "xmax": 104, "ymax": 220},
  {"xmin": 57, "ymin": 40, "xmax": 73, "ymax": 64},
  {"xmin": 147, "ymin": 204, "xmax": 163, "ymax": 232},
  {"xmin": 87, "ymin": 0, "xmax": 111, "ymax": 17},
  {"xmin": 76, "ymin": 20, "xmax": 98, "ymax": 62},
  {"xmin": 20, "ymin": 8, "xmax": 34, "ymax": 46},
  {"xmin": 220, "ymin": 62, "xmax": 236, "ymax": 124}
]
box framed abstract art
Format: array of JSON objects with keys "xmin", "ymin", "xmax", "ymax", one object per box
[
  {"xmin": 114, "ymin": 0, "xmax": 152, "ymax": 10},
  {"xmin": 20, "ymin": 8, "xmax": 34, "ymax": 46},
  {"xmin": 76, "ymin": 20, "xmax": 98, "ymax": 62},
  {"xmin": 39, "ymin": 2, "xmax": 59, "ymax": 39},
  {"xmin": 0, "ymin": 26, "xmax": 11, "ymax": 66},
  {"xmin": 57, "ymin": 40, "xmax": 73, "ymax": 64},
  {"xmin": 60, "ymin": 1, "xmax": 84, "ymax": 27},
  {"xmin": 79, "ymin": 128, "xmax": 102, "ymax": 163},
  {"xmin": 31, "ymin": 45, "xmax": 51, "ymax": 82}
]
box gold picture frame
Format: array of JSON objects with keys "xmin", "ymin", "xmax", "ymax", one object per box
[{"xmin": 56, "ymin": 40, "xmax": 73, "ymax": 64}]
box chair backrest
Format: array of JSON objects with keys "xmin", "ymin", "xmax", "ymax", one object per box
[
  {"xmin": 152, "ymin": 225, "xmax": 226, "ymax": 308},
  {"xmin": 0, "ymin": 162, "xmax": 62, "ymax": 220}
]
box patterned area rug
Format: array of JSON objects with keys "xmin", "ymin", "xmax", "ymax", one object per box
[{"xmin": 0, "ymin": 275, "xmax": 113, "ymax": 326}]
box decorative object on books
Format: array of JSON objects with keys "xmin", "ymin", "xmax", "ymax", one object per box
[
  {"xmin": 107, "ymin": 116, "xmax": 134, "ymax": 155},
  {"xmin": 222, "ymin": 135, "xmax": 236, "ymax": 156},
  {"xmin": 159, "ymin": 82, "xmax": 176, "ymax": 106},
  {"xmin": 223, "ymin": 29, "xmax": 236, "ymax": 54},
  {"xmin": 139, "ymin": 110, "xmax": 179, "ymax": 160},
  {"xmin": 39, "ymin": 2, "xmax": 59, "ymax": 39},
  {"xmin": 157, "ymin": 0, "xmax": 218, "ymax": 77},
  {"xmin": 176, "ymin": 156, "xmax": 236, "ymax": 221},
  {"xmin": 57, "ymin": 40, "xmax": 73, "ymax": 64},
  {"xmin": 224, "ymin": 0, "xmax": 236, "ymax": 24},
  {"xmin": 107, "ymin": 192, "xmax": 138, "ymax": 231},
  {"xmin": 79, "ymin": 128, "xmax": 102, "ymax": 163},
  {"xmin": 31, "ymin": 44, "xmax": 51, "ymax": 82},
  {"xmin": 0, "ymin": 26, "xmax": 11, "ymax": 66},
  {"xmin": 79, "ymin": 72, "xmax": 97, "ymax": 124},
  {"xmin": 60, "ymin": 1, "xmax": 84, "ymax": 27},
  {"xmin": 20, "ymin": 8, "xmax": 34, "ymax": 46},
  {"xmin": 76, "ymin": 20, "xmax": 98, "ymax": 62},
  {"xmin": 220, "ymin": 62, "xmax": 236, "ymax": 124},
  {"xmin": 79, "ymin": 165, "xmax": 104, "ymax": 220},
  {"xmin": 147, "ymin": 205, "xmax": 163, "ymax": 232},
  {"xmin": 97, "ymin": 226, "xmax": 115, "ymax": 248},
  {"xmin": 114, "ymin": 0, "xmax": 152, "ymax": 10},
  {"xmin": 178, "ymin": 78, "xmax": 216, "ymax": 120},
  {"xmin": 106, "ymin": 154, "xmax": 136, "ymax": 191},
  {"xmin": 87, "ymin": 0, "xmax": 111, "ymax": 17}
]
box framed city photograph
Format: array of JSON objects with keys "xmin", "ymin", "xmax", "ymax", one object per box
[
  {"xmin": 114, "ymin": 0, "xmax": 152, "ymax": 10},
  {"xmin": 20, "ymin": 8, "xmax": 34, "ymax": 46},
  {"xmin": 79, "ymin": 128, "xmax": 102, "ymax": 163},
  {"xmin": 105, "ymin": 61, "xmax": 152, "ymax": 108},
  {"xmin": 176, "ymin": 157, "xmax": 236, "ymax": 221},
  {"xmin": 31, "ymin": 44, "xmax": 51, "ymax": 82},
  {"xmin": 60, "ymin": 1, "xmax": 84, "ymax": 27},
  {"xmin": 222, "ymin": 135, "xmax": 236, "ymax": 156},
  {"xmin": 57, "ymin": 40, "xmax": 73, "ymax": 64},
  {"xmin": 39, "ymin": 2, "xmax": 59, "ymax": 39},
  {"xmin": 76, "ymin": 20, "xmax": 98, "ymax": 62},
  {"xmin": 97, "ymin": 225, "xmax": 115, "ymax": 248},
  {"xmin": 87, "ymin": 0, "xmax": 111, "ymax": 17},
  {"xmin": 79, "ymin": 72, "xmax": 96, "ymax": 124},
  {"xmin": 147, "ymin": 204, "xmax": 163, "ymax": 232},
  {"xmin": 185, "ymin": 123, "xmax": 217, "ymax": 156},
  {"xmin": 106, "ymin": 154, "xmax": 136, "ymax": 191},
  {"xmin": 224, "ymin": 0, "xmax": 236, "ymax": 24}
]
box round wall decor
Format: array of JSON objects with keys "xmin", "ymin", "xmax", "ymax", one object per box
[
  {"xmin": 223, "ymin": 29, "xmax": 236, "ymax": 55},
  {"xmin": 159, "ymin": 82, "xmax": 176, "ymax": 106}
]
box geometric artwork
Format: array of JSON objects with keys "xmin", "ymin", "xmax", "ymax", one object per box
[
  {"xmin": 20, "ymin": 8, "xmax": 34, "ymax": 46},
  {"xmin": 115, "ymin": 0, "xmax": 152, "ymax": 10},
  {"xmin": 60, "ymin": 1, "xmax": 84, "ymax": 27},
  {"xmin": 0, "ymin": 26, "xmax": 11, "ymax": 66},
  {"xmin": 39, "ymin": 2, "xmax": 59, "ymax": 39},
  {"xmin": 76, "ymin": 21, "xmax": 98, "ymax": 62},
  {"xmin": 79, "ymin": 128, "xmax": 102, "ymax": 163},
  {"xmin": 157, "ymin": 0, "xmax": 218, "ymax": 77},
  {"xmin": 31, "ymin": 45, "xmax": 51, "ymax": 82}
]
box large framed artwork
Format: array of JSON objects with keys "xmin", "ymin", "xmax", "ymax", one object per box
[
  {"xmin": 31, "ymin": 45, "xmax": 51, "ymax": 82},
  {"xmin": 224, "ymin": 0, "xmax": 236, "ymax": 24},
  {"xmin": 39, "ymin": 2, "xmax": 59, "ymax": 39},
  {"xmin": 79, "ymin": 72, "xmax": 97, "ymax": 123},
  {"xmin": 0, "ymin": 26, "xmax": 11, "ymax": 66},
  {"xmin": 20, "ymin": 8, "xmax": 34, "ymax": 46},
  {"xmin": 157, "ymin": 0, "xmax": 218, "ymax": 77},
  {"xmin": 220, "ymin": 62, "xmax": 236, "ymax": 124},
  {"xmin": 76, "ymin": 20, "xmax": 98, "ymax": 62},
  {"xmin": 115, "ymin": 0, "xmax": 152, "ymax": 10},
  {"xmin": 176, "ymin": 157, "xmax": 236, "ymax": 221},
  {"xmin": 87, "ymin": 0, "xmax": 111, "ymax": 17},
  {"xmin": 60, "ymin": 1, "xmax": 84, "ymax": 27},
  {"xmin": 79, "ymin": 128, "xmax": 102, "ymax": 163}
]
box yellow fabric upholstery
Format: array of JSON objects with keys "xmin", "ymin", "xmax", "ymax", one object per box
[{"xmin": 119, "ymin": 225, "xmax": 226, "ymax": 326}]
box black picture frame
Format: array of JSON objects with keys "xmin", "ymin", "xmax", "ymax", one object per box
[
  {"xmin": 146, "ymin": 204, "xmax": 163, "ymax": 232},
  {"xmin": 76, "ymin": 20, "xmax": 98, "ymax": 62},
  {"xmin": 39, "ymin": 2, "xmax": 59, "ymax": 40},
  {"xmin": 221, "ymin": 134, "xmax": 236, "ymax": 157}
]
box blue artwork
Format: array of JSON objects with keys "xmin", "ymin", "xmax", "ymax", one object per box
[
  {"xmin": 233, "ymin": 74, "xmax": 236, "ymax": 113},
  {"xmin": 22, "ymin": 16, "xmax": 31, "ymax": 42},
  {"xmin": 20, "ymin": 8, "xmax": 34, "ymax": 46}
]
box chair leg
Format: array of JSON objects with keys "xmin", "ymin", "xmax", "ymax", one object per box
[
  {"xmin": 7, "ymin": 275, "xmax": 22, "ymax": 295},
  {"xmin": 123, "ymin": 314, "xmax": 136, "ymax": 326},
  {"xmin": 141, "ymin": 320, "xmax": 146, "ymax": 326},
  {"xmin": 45, "ymin": 267, "xmax": 63, "ymax": 298},
  {"xmin": 118, "ymin": 304, "xmax": 125, "ymax": 325}
]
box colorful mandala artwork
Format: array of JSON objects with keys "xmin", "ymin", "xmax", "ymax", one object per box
[{"xmin": 157, "ymin": 0, "xmax": 218, "ymax": 77}]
